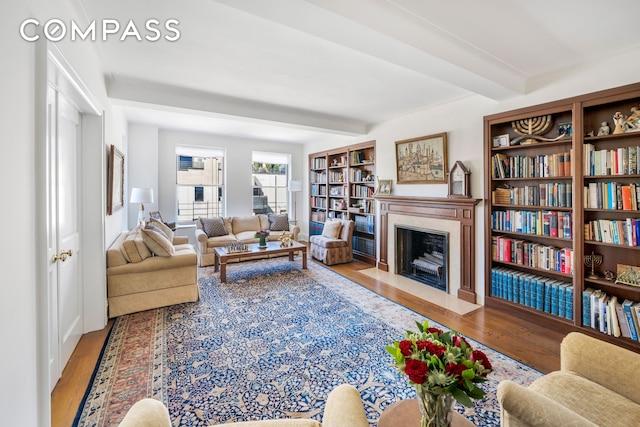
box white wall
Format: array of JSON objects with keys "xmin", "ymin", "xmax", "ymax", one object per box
[
  {"xmin": 127, "ymin": 124, "xmax": 160, "ymax": 229},
  {"xmin": 156, "ymin": 129, "xmax": 304, "ymax": 220},
  {"xmin": 303, "ymin": 48, "xmax": 640, "ymax": 306},
  {"xmin": 1, "ymin": 1, "xmax": 127, "ymax": 424}
]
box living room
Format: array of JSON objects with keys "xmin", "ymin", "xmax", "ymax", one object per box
[{"xmin": 4, "ymin": 1, "xmax": 640, "ymax": 426}]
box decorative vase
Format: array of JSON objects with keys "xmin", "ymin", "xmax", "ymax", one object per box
[
  {"xmin": 416, "ymin": 388, "xmax": 454, "ymax": 427},
  {"xmin": 258, "ymin": 236, "xmax": 267, "ymax": 248}
]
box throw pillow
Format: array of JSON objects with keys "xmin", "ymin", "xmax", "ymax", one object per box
[
  {"xmin": 200, "ymin": 217, "xmax": 228, "ymax": 237},
  {"xmin": 268, "ymin": 213, "xmax": 290, "ymax": 231},
  {"xmin": 142, "ymin": 227, "xmax": 175, "ymax": 257},
  {"xmin": 120, "ymin": 227, "xmax": 152, "ymax": 263},
  {"xmin": 322, "ymin": 220, "xmax": 343, "ymax": 239},
  {"xmin": 149, "ymin": 217, "xmax": 174, "ymax": 241},
  {"xmin": 146, "ymin": 224, "xmax": 169, "ymax": 241}
]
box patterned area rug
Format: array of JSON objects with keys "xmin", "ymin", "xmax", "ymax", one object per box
[{"xmin": 75, "ymin": 258, "xmax": 542, "ymax": 426}]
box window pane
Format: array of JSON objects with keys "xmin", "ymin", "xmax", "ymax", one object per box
[
  {"xmin": 177, "ymin": 154, "xmax": 224, "ymax": 222},
  {"xmin": 252, "ymin": 160, "xmax": 288, "ymax": 215}
]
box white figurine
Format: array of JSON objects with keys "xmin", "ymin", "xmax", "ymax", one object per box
[{"xmin": 597, "ymin": 121, "xmax": 610, "ymax": 136}]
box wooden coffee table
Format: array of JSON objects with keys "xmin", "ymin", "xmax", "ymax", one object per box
[
  {"xmin": 213, "ymin": 240, "xmax": 307, "ymax": 283},
  {"xmin": 378, "ymin": 399, "xmax": 475, "ymax": 427}
]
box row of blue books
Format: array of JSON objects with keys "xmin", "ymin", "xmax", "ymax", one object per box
[{"xmin": 491, "ymin": 267, "xmax": 573, "ymax": 320}]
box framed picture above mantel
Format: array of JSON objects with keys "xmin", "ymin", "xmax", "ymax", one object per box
[{"xmin": 395, "ymin": 132, "xmax": 447, "ymax": 184}]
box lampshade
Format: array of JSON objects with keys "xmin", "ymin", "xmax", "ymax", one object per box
[
  {"xmin": 288, "ymin": 180, "xmax": 303, "ymax": 192},
  {"xmin": 130, "ymin": 188, "xmax": 154, "ymax": 204}
]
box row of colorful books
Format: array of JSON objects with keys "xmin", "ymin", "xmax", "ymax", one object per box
[
  {"xmin": 583, "ymin": 144, "xmax": 640, "ymax": 176},
  {"xmin": 583, "ymin": 288, "xmax": 640, "ymax": 341},
  {"xmin": 310, "ymin": 171, "xmax": 327, "ymax": 183},
  {"xmin": 584, "ymin": 182, "xmax": 640, "ymax": 210},
  {"xmin": 491, "ymin": 267, "xmax": 573, "ymax": 320},
  {"xmin": 492, "ymin": 210, "xmax": 573, "ymax": 239},
  {"xmin": 493, "ymin": 183, "xmax": 572, "ymax": 208},
  {"xmin": 310, "ymin": 184, "xmax": 327, "ymax": 196},
  {"xmin": 311, "ymin": 157, "xmax": 327, "ymax": 170},
  {"xmin": 492, "ymin": 152, "xmax": 571, "ymax": 179},
  {"xmin": 354, "ymin": 214, "xmax": 375, "ymax": 234},
  {"xmin": 351, "ymin": 184, "xmax": 375, "ymax": 198},
  {"xmin": 310, "ymin": 197, "xmax": 327, "ymax": 208},
  {"xmin": 492, "ymin": 236, "xmax": 574, "ymax": 274},
  {"xmin": 584, "ymin": 218, "xmax": 640, "ymax": 246}
]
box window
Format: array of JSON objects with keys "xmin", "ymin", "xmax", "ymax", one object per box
[
  {"xmin": 176, "ymin": 147, "xmax": 224, "ymax": 222},
  {"xmin": 252, "ymin": 152, "xmax": 290, "ymax": 215}
]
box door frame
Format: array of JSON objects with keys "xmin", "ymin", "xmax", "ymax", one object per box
[{"xmin": 35, "ymin": 41, "xmax": 107, "ymax": 426}]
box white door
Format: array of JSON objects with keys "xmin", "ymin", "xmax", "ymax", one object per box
[{"xmin": 47, "ymin": 87, "xmax": 83, "ymax": 390}]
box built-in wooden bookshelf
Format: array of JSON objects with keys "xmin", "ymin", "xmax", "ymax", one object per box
[
  {"xmin": 484, "ymin": 82, "xmax": 640, "ymax": 352},
  {"xmin": 309, "ymin": 141, "xmax": 376, "ymax": 265}
]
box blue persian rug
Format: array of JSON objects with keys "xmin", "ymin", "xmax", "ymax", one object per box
[{"xmin": 76, "ymin": 258, "xmax": 542, "ymax": 426}]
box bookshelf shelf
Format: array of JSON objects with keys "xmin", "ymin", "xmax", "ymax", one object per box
[
  {"xmin": 485, "ymin": 82, "xmax": 640, "ymax": 352},
  {"xmin": 309, "ymin": 141, "xmax": 377, "ymax": 265}
]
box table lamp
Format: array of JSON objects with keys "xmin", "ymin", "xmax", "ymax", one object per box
[{"xmin": 130, "ymin": 187, "xmax": 154, "ymax": 226}]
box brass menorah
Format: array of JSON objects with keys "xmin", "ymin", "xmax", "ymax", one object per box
[
  {"xmin": 511, "ymin": 115, "xmax": 566, "ymax": 145},
  {"xmin": 584, "ymin": 251, "xmax": 603, "ymax": 279}
]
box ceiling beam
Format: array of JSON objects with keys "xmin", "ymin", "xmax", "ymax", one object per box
[
  {"xmin": 107, "ymin": 76, "xmax": 369, "ymax": 136},
  {"xmin": 213, "ymin": 0, "xmax": 526, "ymax": 100}
]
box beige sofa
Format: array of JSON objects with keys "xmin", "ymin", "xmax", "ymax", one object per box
[
  {"xmin": 195, "ymin": 214, "xmax": 300, "ymax": 267},
  {"xmin": 497, "ymin": 332, "xmax": 640, "ymax": 427},
  {"xmin": 106, "ymin": 225, "xmax": 199, "ymax": 318},
  {"xmin": 118, "ymin": 384, "xmax": 368, "ymax": 427}
]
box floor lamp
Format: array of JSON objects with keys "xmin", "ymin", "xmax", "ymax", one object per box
[
  {"xmin": 130, "ymin": 187, "xmax": 154, "ymax": 227},
  {"xmin": 288, "ymin": 180, "xmax": 302, "ymax": 224}
]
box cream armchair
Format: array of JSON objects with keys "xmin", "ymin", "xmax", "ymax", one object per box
[
  {"xmin": 497, "ymin": 332, "xmax": 640, "ymax": 427},
  {"xmin": 118, "ymin": 384, "xmax": 368, "ymax": 427},
  {"xmin": 309, "ymin": 219, "xmax": 355, "ymax": 265}
]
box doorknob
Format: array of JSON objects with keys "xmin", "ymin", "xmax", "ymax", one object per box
[{"xmin": 52, "ymin": 249, "xmax": 73, "ymax": 263}]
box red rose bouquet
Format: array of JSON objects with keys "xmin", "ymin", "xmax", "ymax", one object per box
[{"xmin": 387, "ymin": 320, "xmax": 492, "ymax": 409}]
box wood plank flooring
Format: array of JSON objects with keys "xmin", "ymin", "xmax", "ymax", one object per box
[{"xmin": 51, "ymin": 259, "xmax": 564, "ymax": 427}]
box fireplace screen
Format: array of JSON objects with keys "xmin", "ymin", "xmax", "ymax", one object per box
[{"xmin": 395, "ymin": 226, "xmax": 449, "ymax": 292}]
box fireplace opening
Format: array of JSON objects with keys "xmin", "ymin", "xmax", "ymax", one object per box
[{"xmin": 395, "ymin": 226, "xmax": 449, "ymax": 292}]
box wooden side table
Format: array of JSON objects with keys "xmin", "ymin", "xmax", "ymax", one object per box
[{"xmin": 378, "ymin": 399, "xmax": 474, "ymax": 427}]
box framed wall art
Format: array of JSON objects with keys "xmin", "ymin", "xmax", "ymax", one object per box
[
  {"xmin": 107, "ymin": 144, "xmax": 125, "ymax": 215},
  {"xmin": 376, "ymin": 179, "xmax": 392, "ymax": 195},
  {"xmin": 395, "ymin": 132, "xmax": 447, "ymax": 184}
]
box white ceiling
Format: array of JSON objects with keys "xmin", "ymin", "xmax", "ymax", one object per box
[{"xmin": 76, "ymin": 0, "xmax": 640, "ymax": 143}]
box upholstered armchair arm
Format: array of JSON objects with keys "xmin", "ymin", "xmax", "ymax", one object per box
[
  {"xmin": 118, "ymin": 398, "xmax": 171, "ymax": 427},
  {"xmin": 195, "ymin": 228, "xmax": 208, "ymax": 245},
  {"xmin": 322, "ymin": 384, "xmax": 368, "ymax": 427},
  {"xmin": 497, "ymin": 381, "xmax": 597, "ymax": 427},
  {"xmin": 290, "ymin": 225, "xmax": 300, "ymax": 241},
  {"xmin": 172, "ymin": 236, "xmax": 188, "ymax": 245},
  {"xmin": 561, "ymin": 332, "xmax": 640, "ymax": 404}
]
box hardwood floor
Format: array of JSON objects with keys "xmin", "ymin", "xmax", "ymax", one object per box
[{"xmin": 51, "ymin": 259, "xmax": 564, "ymax": 426}]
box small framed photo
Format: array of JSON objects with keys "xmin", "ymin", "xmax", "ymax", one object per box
[
  {"xmin": 557, "ymin": 122, "xmax": 572, "ymax": 138},
  {"xmin": 376, "ymin": 179, "xmax": 392, "ymax": 195},
  {"xmin": 492, "ymin": 134, "xmax": 510, "ymax": 147}
]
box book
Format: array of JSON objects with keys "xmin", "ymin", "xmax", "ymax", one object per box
[
  {"xmin": 613, "ymin": 296, "xmax": 631, "ymax": 339},
  {"xmin": 609, "ymin": 296, "xmax": 621, "ymax": 337},
  {"xmin": 623, "ymin": 299, "xmax": 639, "ymax": 341},
  {"xmin": 583, "ymin": 288, "xmax": 595, "ymax": 327}
]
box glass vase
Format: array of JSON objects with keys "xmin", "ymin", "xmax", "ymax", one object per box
[
  {"xmin": 416, "ymin": 388, "xmax": 453, "ymax": 427},
  {"xmin": 258, "ymin": 236, "xmax": 267, "ymax": 247}
]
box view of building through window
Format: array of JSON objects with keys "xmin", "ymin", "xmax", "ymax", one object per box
[
  {"xmin": 176, "ymin": 148, "xmax": 224, "ymax": 222},
  {"xmin": 252, "ymin": 152, "xmax": 290, "ymax": 215}
]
